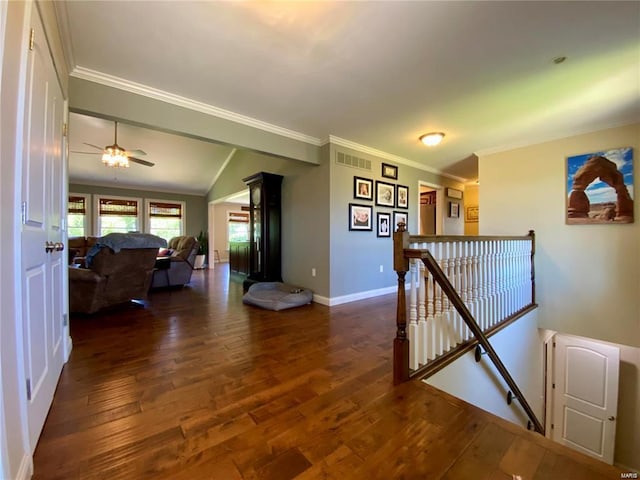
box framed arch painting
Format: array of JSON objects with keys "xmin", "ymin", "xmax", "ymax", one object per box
[{"xmin": 566, "ymin": 147, "xmax": 633, "ymax": 224}]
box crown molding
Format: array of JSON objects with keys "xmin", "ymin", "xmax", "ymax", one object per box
[
  {"xmin": 52, "ymin": 0, "xmax": 75, "ymax": 75},
  {"xmin": 328, "ymin": 135, "xmax": 468, "ymax": 183},
  {"xmin": 70, "ymin": 66, "xmax": 324, "ymax": 147}
]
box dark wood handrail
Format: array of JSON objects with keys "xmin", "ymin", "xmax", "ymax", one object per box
[
  {"xmin": 405, "ymin": 233, "xmax": 533, "ymax": 243},
  {"xmin": 420, "ymin": 249, "xmax": 544, "ymax": 434}
]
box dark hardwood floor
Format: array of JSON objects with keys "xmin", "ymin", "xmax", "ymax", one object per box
[{"xmin": 33, "ymin": 264, "xmax": 623, "ymax": 479}]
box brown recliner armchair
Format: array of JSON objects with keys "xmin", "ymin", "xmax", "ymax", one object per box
[
  {"xmin": 69, "ymin": 233, "xmax": 166, "ymax": 314},
  {"xmin": 150, "ymin": 236, "xmax": 199, "ymax": 288}
]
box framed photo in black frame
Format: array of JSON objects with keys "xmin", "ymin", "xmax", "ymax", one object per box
[
  {"xmin": 377, "ymin": 212, "xmax": 391, "ymax": 237},
  {"xmin": 393, "ymin": 210, "xmax": 408, "ymax": 231},
  {"xmin": 349, "ymin": 203, "xmax": 373, "ymax": 231},
  {"xmin": 449, "ymin": 202, "xmax": 460, "ymax": 218},
  {"xmin": 353, "ymin": 176, "xmax": 373, "ymax": 201},
  {"xmin": 381, "ymin": 163, "xmax": 398, "ymax": 180},
  {"xmin": 376, "ymin": 180, "xmax": 395, "ymax": 207},
  {"xmin": 396, "ymin": 185, "xmax": 409, "ymax": 209}
]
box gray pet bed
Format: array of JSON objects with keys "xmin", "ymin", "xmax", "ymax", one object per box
[{"xmin": 242, "ymin": 282, "xmax": 313, "ymax": 311}]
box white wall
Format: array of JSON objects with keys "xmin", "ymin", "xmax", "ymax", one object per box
[
  {"xmin": 479, "ymin": 123, "xmax": 639, "ymax": 348},
  {"xmin": 426, "ymin": 310, "xmax": 544, "ymax": 430},
  {"xmin": 479, "ymin": 123, "xmax": 640, "ymax": 470}
]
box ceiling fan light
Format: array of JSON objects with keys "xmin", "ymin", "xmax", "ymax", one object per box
[
  {"xmin": 102, "ymin": 149, "xmax": 130, "ymax": 168},
  {"xmin": 419, "ymin": 132, "xmax": 445, "ymax": 147}
]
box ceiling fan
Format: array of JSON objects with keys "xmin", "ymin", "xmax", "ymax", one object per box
[{"xmin": 72, "ymin": 121, "xmax": 155, "ymax": 168}]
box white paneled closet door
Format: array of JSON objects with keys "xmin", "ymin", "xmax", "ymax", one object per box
[{"xmin": 20, "ymin": 5, "xmax": 66, "ymax": 451}]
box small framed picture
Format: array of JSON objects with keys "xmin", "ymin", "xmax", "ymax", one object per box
[
  {"xmin": 393, "ymin": 210, "xmax": 408, "ymax": 230},
  {"xmin": 381, "ymin": 163, "xmax": 398, "ymax": 180},
  {"xmin": 449, "ymin": 202, "xmax": 460, "ymax": 218},
  {"xmin": 376, "ymin": 180, "xmax": 395, "ymax": 207},
  {"xmin": 377, "ymin": 212, "xmax": 391, "ymax": 237},
  {"xmin": 446, "ymin": 188, "xmax": 463, "ymax": 199},
  {"xmin": 466, "ymin": 206, "xmax": 479, "ymax": 222},
  {"xmin": 353, "ymin": 176, "xmax": 373, "ymax": 201},
  {"xmin": 396, "ymin": 185, "xmax": 409, "ymax": 209},
  {"xmin": 349, "ymin": 203, "xmax": 373, "ymax": 231}
]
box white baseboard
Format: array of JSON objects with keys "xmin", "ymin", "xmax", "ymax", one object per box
[
  {"xmin": 16, "ymin": 453, "xmax": 32, "ymax": 480},
  {"xmin": 313, "ymin": 285, "xmax": 396, "ymax": 307}
]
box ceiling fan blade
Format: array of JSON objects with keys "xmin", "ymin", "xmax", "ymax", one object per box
[
  {"xmin": 129, "ymin": 157, "xmax": 155, "ymax": 167},
  {"xmin": 125, "ymin": 149, "xmax": 147, "ymax": 157},
  {"xmin": 83, "ymin": 142, "xmax": 104, "ymax": 151}
]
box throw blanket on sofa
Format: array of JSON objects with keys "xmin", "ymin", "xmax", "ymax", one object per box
[{"xmin": 86, "ymin": 233, "xmax": 167, "ymax": 266}]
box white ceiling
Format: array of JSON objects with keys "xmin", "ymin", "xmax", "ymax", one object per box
[
  {"xmin": 60, "ymin": 1, "xmax": 640, "ymax": 192},
  {"xmin": 68, "ymin": 113, "xmax": 235, "ymax": 194}
]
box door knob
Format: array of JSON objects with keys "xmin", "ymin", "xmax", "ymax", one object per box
[
  {"xmin": 54, "ymin": 242, "xmax": 64, "ymax": 252},
  {"xmin": 608, "ymin": 416, "xmax": 615, "ymax": 421}
]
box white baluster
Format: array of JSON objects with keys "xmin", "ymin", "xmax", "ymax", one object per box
[
  {"xmin": 507, "ymin": 240, "xmax": 515, "ymax": 316},
  {"xmin": 477, "ymin": 241, "xmax": 486, "ymax": 330},
  {"xmin": 460, "ymin": 241, "xmax": 470, "ymax": 341},
  {"xmin": 471, "ymin": 240, "xmax": 480, "ymax": 332},
  {"xmin": 453, "ymin": 241, "xmax": 463, "ymax": 344},
  {"xmin": 442, "ymin": 242, "xmax": 456, "ymax": 351},
  {"xmin": 408, "ymin": 259, "xmax": 419, "ymax": 370},
  {"xmin": 418, "ymin": 261, "xmax": 427, "ymax": 366},
  {"xmin": 489, "ymin": 240, "xmax": 497, "ymax": 328},
  {"xmin": 426, "ymin": 246, "xmax": 436, "ymax": 361},
  {"xmin": 433, "ymin": 242, "xmax": 444, "ymax": 358},
  {"xmin": 515, "ymin": 240, "xmax": 523, "ymax": 311},
  {"xmin": 498, "ymin": 240, "xmax": 506, "ymax": 321}
]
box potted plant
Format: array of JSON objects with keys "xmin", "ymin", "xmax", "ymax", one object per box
[{"xmin": 194, "ymin": 230, "xmax": 208, "ymax": 269}]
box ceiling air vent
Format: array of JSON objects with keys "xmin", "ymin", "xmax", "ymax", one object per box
[{"xmin": 335, "ymin": 151, "xmax": 371, "ymax": 171}]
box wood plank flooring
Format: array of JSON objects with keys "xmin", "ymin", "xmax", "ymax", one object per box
[{"xmin": 33, "ymin": 265, "xmax": 624, "ymax": 479}]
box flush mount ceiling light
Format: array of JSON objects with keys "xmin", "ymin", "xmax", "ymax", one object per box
[{"xmin": 419, "ymin": 132, "xmax": 445, "ymax": 147}]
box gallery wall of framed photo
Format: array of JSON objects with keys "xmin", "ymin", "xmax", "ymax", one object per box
[{"xmin": 349, "ymin": 163, "xmax": 408, "ymax": 237}]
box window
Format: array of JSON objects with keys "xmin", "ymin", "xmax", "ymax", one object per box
[
  {"xmin": 228, "ymin": 210, "xmax": 249, "ymax": 246},
  {"xmin": 68, "ymin": 193, "xmax": 90, "ymax": 237},
  {"xmin": 146, "ymin": 199, "xmax": 185, "ymax": 241},
  {"xmin": 95, "ymin": 195, "xmax": 141, "ymax": 236}
]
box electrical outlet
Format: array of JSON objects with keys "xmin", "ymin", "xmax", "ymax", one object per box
[
  {"xmin": 379, "ymin": 265, "xmax": 384, "ymax": 273},
  {"xmin": 311, "ymin": 268, "xmax": 316, "ymax": 277}
]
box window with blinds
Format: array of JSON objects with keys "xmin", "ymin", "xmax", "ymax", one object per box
[
  {"xmin": 96, "ymin": 196, "xmax": 141, "ymax": 236},
  {"xmin": 149, "ymin": 202, "xmax": 182, "ymax": 218},
  {"xmin": 99, "ymin": 198, "xmax": 138, "ymax": 216},
  {"xmin": 68, "ymin": 193, "xmax": 90, "ymax": 237},
  {"xmin": 228, "ymin": 211, "xmax": 249, "ymax": 243},
  {"xmin": 68, "ymin": 196, "xmax": 86, "ymax": 214},
  {"xmin": 146, "ymin": 200, "xmax": 185, "ymax": 241},
  {"xmin": 228, "ymin": 212, "xmax": 249, "ymax": 223}
]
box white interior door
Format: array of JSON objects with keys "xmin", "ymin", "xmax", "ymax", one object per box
[
  {"xmin": 20, "ymin": 7, "xmax": 65, "ymax": 451},
  {"xmin": 552, "ymin": 334, "xmax": 619, "ymax": 464}
]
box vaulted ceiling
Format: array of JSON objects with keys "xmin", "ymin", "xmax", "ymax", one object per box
[{"xmin": 60, "ymin": 1, "xmax": 640, "ymax": 194}]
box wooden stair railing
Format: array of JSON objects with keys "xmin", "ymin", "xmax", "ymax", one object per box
[{"xmin": 393, "ymin": 224, "xmax": 543, "ymax": 434}]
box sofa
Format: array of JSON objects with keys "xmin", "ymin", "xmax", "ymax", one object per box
[
  {"xmin": 68, "ymin": 236, "xmax": 98, "ymax": 266},
  {"xmin": 69, "ymin": 233, "xmax": 166, "ymax": 314},
  {"xmin": 150, "ymin": 235, "xmax": 199, "ymax": 288}
]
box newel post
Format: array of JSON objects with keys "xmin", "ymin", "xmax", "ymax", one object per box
[
  {"xmin": 393, "ymin": 222, "xmax": 410, "ymax": 384},
  {"xmin": 528, "ymin": 230, "xmax": 536, "ymax": 305}
]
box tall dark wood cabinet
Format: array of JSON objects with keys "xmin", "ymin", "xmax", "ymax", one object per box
[{"xmin": 242, "ymin": 172, "xmax": 283, "ymax": 290}]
